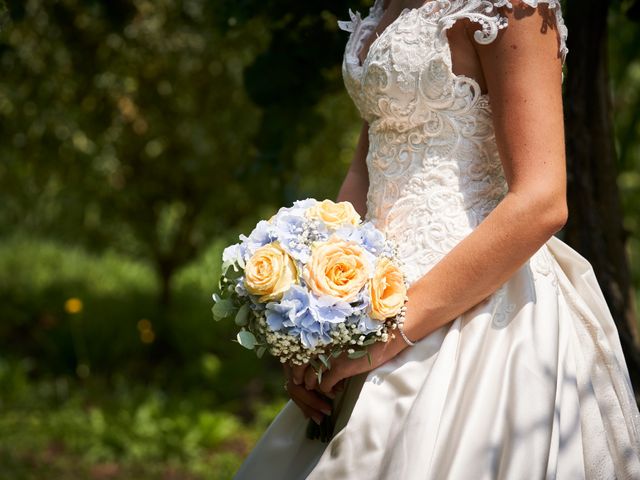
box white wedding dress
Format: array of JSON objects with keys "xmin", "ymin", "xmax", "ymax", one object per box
[{"xmin": 233, "ymin": 1, "xmax": 640, "ymax": 478}]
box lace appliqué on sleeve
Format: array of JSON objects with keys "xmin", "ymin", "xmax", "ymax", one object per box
[
  {"xmin": 437, "ymin": 0, "xmax": 569, "ymax": 65},
  {"xmin": 337, "ymin": 0, "xmax": 385, "ymax": 33}
]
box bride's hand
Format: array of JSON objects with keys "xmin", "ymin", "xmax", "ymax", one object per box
[
  {"xmin": 302, "ymin": 352, "xmax": 360, "ymax": 397},
  {"xmin": 307, "ymin": 337, "xmax": 406, "ymax": 396},
  {"xmin": 282, "ymin": 362, "xmax": 332, "ymax": 425},
  {"xmin": 292, "ymin": 358, "xmax": 347, "ymax": 398}
]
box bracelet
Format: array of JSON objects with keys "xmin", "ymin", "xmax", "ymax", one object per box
[
  {"xmin": 395, "ymin": 302, "xmax": 415, "ymax": 347},
  {"xmin": 398, "ymin": 323, "xmax": 415, "ymax": 347}
]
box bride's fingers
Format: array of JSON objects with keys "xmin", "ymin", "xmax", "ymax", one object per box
[
  {"xmin": 318, "ymin": 369, "xmax": 342, "ymax": 398},
  {"xmin": 304, "ymin": 365, "xmax": 320, "ymax": 391},
  {"xmin": 288, "ymin": 382, "xmax": 332, "ymax": 416},
  {"xmin": 290, "ymin": 363, "xmax": 307, "ymax": 385},
  {"xmin": 290, "ymin": 396, "xmax": 322, "ymax": 424}
]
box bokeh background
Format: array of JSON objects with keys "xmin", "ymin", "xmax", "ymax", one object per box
[{"xmin": 0, "ymin": 0, "xmax": 639, "ymax": 478}]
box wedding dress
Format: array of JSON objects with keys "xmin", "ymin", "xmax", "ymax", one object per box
[{"xmin": 233, "ymin": 0, "xmax": 640, "ymax": 478}]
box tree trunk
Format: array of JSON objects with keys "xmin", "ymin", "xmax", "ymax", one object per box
[
  {"xmin": 149, "ymin": 259, "xmax": 177, "ymax": 363},
  {"xmin": 563, "ymin": 0, "xmax": 640, "ymax": 394},
  {"xmin": 158, "ymin": 263, "xmax": 173, "ymax": 308}
]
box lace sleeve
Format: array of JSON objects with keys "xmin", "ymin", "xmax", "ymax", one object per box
[
  {"xmin": 337, "ymin": 0, "xmax": 386, "ymax": 33},
  {"xmin": 437, "ymin": 0, "xmax": 568, "ymax": 65}
]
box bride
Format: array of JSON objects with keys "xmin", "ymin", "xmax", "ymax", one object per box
[{"xmin": 234, "ymin": 0, "xmax": 640, "ymax": 478}]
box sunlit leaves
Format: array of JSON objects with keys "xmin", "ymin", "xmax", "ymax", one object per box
[
  {"xmin": 0, "ymin": 0, "xmax": 268, "ymax": 297},
  {"xmin": 236, "ymin": 330, "xmax": 256, "ymax": 350}
]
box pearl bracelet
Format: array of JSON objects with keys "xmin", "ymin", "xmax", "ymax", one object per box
[
  {"xmin": 398, "ymin": 323, "xmax": 415, "ymax": 347},
  {"xmin": 395, "ymin": 303, "xmax": 415, "ymax": 347}
]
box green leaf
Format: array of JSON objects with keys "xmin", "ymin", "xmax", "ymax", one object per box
[
  {"xmin": 212, "ymin": 298, "xmax": 236, "ymax": 320},
  {"xmin": 224, "ymin": 264, "xmax": 244, "ymax": 280},
  {"xmin": 331, "ymin": 349, "xmax": 343, "ymax": 358},
  {"xmin": 318, "ymin": 353, "xmax": 330, "ymax": 370},
  {"xmin": 366, "ymin": 350, "xmax": 373, "ymax": 366},
  {"xmin": 256, "ymin": 345, "xmax": 267, "ymax": 358},
  {"xmin": 234, "ymin": 303, "xmax": 250, "ymax": 326},
  {"xmin": 212, "ymin": 292, "xmax": 222, "ymax": 303},
  {"xmin": 309, "ymin": 357, "xmax": 321, "ymax": 371},
  {"xmin": 362, "ymin": 337, "xmax": 377, "ymax": 346},
  {"xmin": 317, "ymin": 367, "xmax": 323, "ymax": 384},
  {"xmin": 237, "ymin": 330, "xmax": 257, "ymax": 350},
  {"xmin": 347, "ymin": 350, "xmax": 367, "ymax": 359}
]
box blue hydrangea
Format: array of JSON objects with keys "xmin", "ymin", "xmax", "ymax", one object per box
[
  {"xmin": 289, "ymin": 197, "xmax": 318, "ymax": 211},
  {"xmin": 239, "ymin": 220, "xmax": 278, "ymax": 258},
  {"xmin": 222, "ymin": 243, "xmax": 243, "ymax": 268},
  {"xmin": 271, "ymin": 211, "xmax": 311, "ymax": 263},
  {"xmin": 265, "ymin": 284, "xmax": 356, "ymax": 349},
  {"xmin": 344, "ymin": 288, "xmax": 381, "ymax": 334},
  {"xmin": 234, "ymin": 277, "xmax": 248, "ymax": 297},
  {"xmin": 270, "ymin": 197, "xmax": 317, "ymax": 220},
  {"xmin": 333, "ymin": 221, "xmax": 386, "ymax": 256},
  {"xmin": 355, "ymin": 313, "xmax": 383, "ymax": 333}
]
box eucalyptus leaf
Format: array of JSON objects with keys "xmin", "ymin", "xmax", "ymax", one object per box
[
  {"xmin": 331, "ymin": 349, "xmax": 343, "ymax": 358},
  {"xmin": 224, "ymin": 264, "xmax": 243, "ymax": 280},
  {"xmin": 347, "ymin": 350, "xmax": 367, "ymax": 359},
  {"xmin": 234, "ymin": 303, "xmax": 250, "ymax": 326},
  {"xmin": 309, "ymin": 358, "xmax": 321, "ymax": 371},
  {"xmin": 362, "ymin": 337, "xmax": 377, "ymax": 346},
  {"xmin": 318, "ymin": 353, "xmax": 330, "ymax": 369},
  {"xmin": 237, "ymin": 330, "xmax": 257, "ymax": 350},
  {"xmin": 256, "ymin": 345, "xmax": 267, "ymax": 358},
  {"xmin": 317, "ymin": 367, "xmax": 323, "ymax": 384},
  {"xmin": 212, "ymin": 298, "xmax": 236, "ymax": 320}
]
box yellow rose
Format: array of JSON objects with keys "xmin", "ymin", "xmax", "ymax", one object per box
[
  {"xmin": 302, "ymin": 235, "xmax": 371, "ymax": 302},
  {"xmin": 306, "ymin": 199, "xmax": 361, "ymax": 229},
  {"xmin": 244, "ymin": 241, "xmax": 298, "ymax": 302},
  {"xmin": 368, "ymin": 257, "xmax": 407, "ymax": 321}
]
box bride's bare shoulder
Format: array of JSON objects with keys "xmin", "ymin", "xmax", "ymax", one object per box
[
  {"xmin": 465, "ymin": 0, "xmax": 567, "ymax": 66},
  {"xmin": 468, "ymin": 0, "xmax": 567, "ymax": 218}
]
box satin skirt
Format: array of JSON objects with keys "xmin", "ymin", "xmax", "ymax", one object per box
[{"xmin": 233, "ymin": 236, "xmax": 640, "ymax": 479}]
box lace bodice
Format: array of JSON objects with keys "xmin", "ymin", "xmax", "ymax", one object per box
[{"xmin": 338, "ymin": 0, "xmax": 568, "ymax": 286}]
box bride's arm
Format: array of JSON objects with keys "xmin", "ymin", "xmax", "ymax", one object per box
[
  {"xmin": 399, "ymin": 4, "xmax": 568, "ymax": 343},
  {"xmin": 335, "ymin": 121, "xmax": 371, "ymax": 217},
  {"xmin": 312, "ymin": 3, "xmax": 568, "ymax": 394}
]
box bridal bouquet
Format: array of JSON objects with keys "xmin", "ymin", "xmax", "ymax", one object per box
[{"xmin": 212, "ymin": 198, "xmax": 409, "ymax": 441}]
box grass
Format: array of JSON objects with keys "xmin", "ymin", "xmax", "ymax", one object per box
[
  {"xmin": 0, "ymin": 233, "xmax": 288, "ymax": 479},
  {"xmin": 0, "ymin": 361, "xmax": 287, "ymax": 479}
]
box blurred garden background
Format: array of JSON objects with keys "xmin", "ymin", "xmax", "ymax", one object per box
[{"xmin": 0, "ymin": 0, "xmax": 639, "ymax": 478}]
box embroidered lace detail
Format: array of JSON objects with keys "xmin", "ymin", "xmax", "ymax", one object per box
[
  {"xmin": 337, "ymin": 1, "xmax": 568, "ymax": 64},
  {"xmin": 337, "ymin": 0, "xmax": 567, "ymax": 286},
  {"xmin": 490, "ymin": 284, "xmax": 517, "ymax": 328},
  {"xmin": 530, "ymin": 244, "xmax": 559, "ymax": 287}
]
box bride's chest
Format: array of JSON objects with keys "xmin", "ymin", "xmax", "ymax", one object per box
[{"xmin": 341, "ymin": 8, "xmax": 487, "ymax": 128}]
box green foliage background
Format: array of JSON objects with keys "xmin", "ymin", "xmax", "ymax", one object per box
[{"xmin": 0, "ymin": 0, "xmax": 638, "ymax": 478}]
